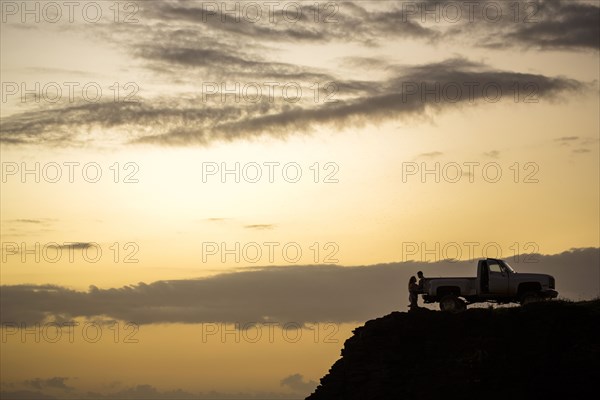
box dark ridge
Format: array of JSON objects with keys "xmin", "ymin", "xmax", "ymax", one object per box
[{"xmin": 306, "ymin": 300, "xmax": 600, "ymax": 399}]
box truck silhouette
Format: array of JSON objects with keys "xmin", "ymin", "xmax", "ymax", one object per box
[{"xmin": 421, "ymin": 258, "xmax": 558, "ymax": 312}]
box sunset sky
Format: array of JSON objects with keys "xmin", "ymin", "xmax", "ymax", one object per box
[{"xmin": 1, "ymin": 0, "xmax": 599, "ymax": 398}]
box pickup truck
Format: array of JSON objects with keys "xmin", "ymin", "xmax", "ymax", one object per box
[{"xmin": 421, "ymin": 258, "xmax": 558, "ymax": 312}]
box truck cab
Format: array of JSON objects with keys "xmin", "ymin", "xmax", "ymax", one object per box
[{"xmin": 479, "ymin": 258, "xmax": 515, "ymax": 294}]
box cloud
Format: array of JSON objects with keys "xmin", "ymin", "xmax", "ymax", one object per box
[
  {"xmin": 2, "ymin": 382, "xmax": 302, "ymax": 400},
  {"xmin": 141, "ymin": 1, "xmax": 599, "ymax": 51},
  {"xmin": 23, "ymin": 377, "xmax": 73, "ymax": 392},
  {"xmin": 91, "ymin": 384, "xmax": 199, "ymax": 399},
  {"xmin": 0, "ymin": 390, "xmax": 56, "ymax": 399},
  {"xmin": 245, "ymin": 224, "xmax": 275, "ymax": 230},
  {"xmin": 573, "ymin": 148, "xmax": 590, "ymax": 154},
  {"xmin": 144, "ymin": 1, "xmax": 440, "ymax": 45},
  {"xmin": 434, "ymin": 0, "xmax": 600, "ymax": 51},
  {"xmin": 1, "ymin": 219, "xmax": 57, "ymax": 238},
  {"xmin": 55, "ymin": 242, "xmax": 94, "ymax": 250},
  {"xmin": 554, "ymin": 136, "xmax": 597, "ymax": 153},
  {"xmin": 1, "ymin": 248, "xmax": 598, "ymax": 326},
  {"xmin": 137, "ymin": 40, "xmax": 334, "ymax": 81},
  {"xmin": 9, "ymin": 242, "xmax": 95, "ymax": 252},
  {"xmin": 7, "ymin": 219, "xmax": 56, "ymax": 225},
  {"xmin": 280, "ymin": 373, "xmax": 317, "ymax": 394},
  {"xmin": 66, "ymin": 383, "xmax": 299, "ymax": 399},
  {"xmin": 498, "ymin": 0, "xmax": 600, "ymax": 51},
  {"xmin": 0, "ymin": 58, "xmax": 583, "ymax": 147},
  {"xmin": 483, "ymin": 150, "xmax": 500, "ymax": 158},
  {"xmin": 418, "ymin": 151, "xmax": 444, "ymax": 158}
]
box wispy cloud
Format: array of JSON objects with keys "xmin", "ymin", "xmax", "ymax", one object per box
[
  {"xmin": 483, "ymin": 150, "xmax": 500, "ymax": 158},
  {"xmin": 556, "ymin": 136, "xmax": 580, "ymax": 142},
  {"xmin": 2, "ymin": 0, "xmax": 596, "ymax": 149},
  {"xmin": 0, "ymin": 59, "xmax": 585, "ymax": 147},
  {"xmin": 573, "ymin": 148, "xmax": 590, "ymax": 154},
  {"xmin": 142, "ymin": 1, "xmax": 599, "ymax": 51},
  {"xmin": 418, "ymin": 151, "xmax": 444, "ymax": 158},
  {"xmin": 244, "ymin": 224, "xmax": 275, "ymax": 230}
]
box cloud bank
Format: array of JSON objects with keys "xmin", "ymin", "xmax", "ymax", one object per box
[{"xmin": 1, "ymin": 248, "xmax": 598, "ymax": 325}]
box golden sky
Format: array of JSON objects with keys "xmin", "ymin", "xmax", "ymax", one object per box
[{"xmin": 1, "ymin": 0, "xmax": 599, "ymax": 398}]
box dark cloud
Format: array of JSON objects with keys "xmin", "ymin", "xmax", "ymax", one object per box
[
  {"xmin": 143, "ymin": 1, "xmax": 439, "ymax": 45},
  {"xmin": 147, "ymin": 2, "xmax": 329, "ymax": 43},
  {"xmin": 140, "ymin": 1, "xmax": 598, "ymax": 51},
  {"xmin": 1, "ymin": 248, "xmax": 598, "ymax": 326},
  {"xmin": 208, "ymin": 59, "xmax": 584, "ymax": 140},
  {"xmin": 499, "ymin": 0, "xmax": 600, "ymax": 51},
  {"xmin": 5, "ymin": 58, "xmax": 583, "ymax": 146},
  {"xmin": 280, "ymin": 373, "xmax": 317, "ymax": 394},
  {"xmin": 127, "ymin": 0, "xmax": 598, "ymax": 95},
  {"xmin": 425, "ymin": 0, "xmax": 600, "ymax": 51},
  {"xmin": 483, "ymin": 150, "xmax": 500, "ymax": 158},
  {"xmin": 137, "ymin": 40, "xmax": 334, "ymax": 82},
  {"xmin": 55, "ymin": 242, "xmax": 94, "ymax": 250},
  {"xmin": 556, "ymin": 136, "xmax": 580, "ymax": 142},
  {"xmin": 0, "ymin": 100, "xmax": 248, "ymax": 146}
]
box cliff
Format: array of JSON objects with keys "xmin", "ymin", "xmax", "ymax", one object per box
[{"xmin": 306, "ymin": 300, "xmax": 600, "ymax": 399}]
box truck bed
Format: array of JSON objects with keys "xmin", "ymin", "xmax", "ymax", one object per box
[{"xmin": 425, "ymin": 277, "xmax": 478, "ymax": 296}]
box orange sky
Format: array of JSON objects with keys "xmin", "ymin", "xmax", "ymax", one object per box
[{"xmin": 1, "ymin": 1, "xmax": 599, "ymax": 398}]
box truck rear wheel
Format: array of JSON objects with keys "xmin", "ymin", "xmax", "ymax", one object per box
[{"xmin": 439, "ymin": 295, "xmax": 466, "ymax": 313}]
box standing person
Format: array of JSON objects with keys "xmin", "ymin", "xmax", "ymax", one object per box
[
  {"xmin": 408, "ymin": 276, "xmax": 419, "ymax": 310},
  {"xmin": 417, "ymin": 271, "xmax": 426, "ymax": 293}
]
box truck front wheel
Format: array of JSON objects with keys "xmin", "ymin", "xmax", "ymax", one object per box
[
  {"xmin": 520, "ymin": 291, "xmax": 540, "ymax": 306},
  {"xmin": 439, "ymin": 295, "xmax": 466, "ymax": 313}
]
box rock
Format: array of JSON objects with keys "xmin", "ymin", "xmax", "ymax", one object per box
[{"xmin": 306, "ymin": 300, "xmax": 600, "ymax": 399}]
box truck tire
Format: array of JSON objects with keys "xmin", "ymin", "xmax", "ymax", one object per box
[
  {"xmin": 520, "ymin": 291, "xmax": 540, "ymax": 306},
  {"xmin": 439, "ymin": 295, "xmax": 466, "ymax": 313},
  {"xmin": 457, "ymin": 298, "xmax": 467, "ymax": 312}
]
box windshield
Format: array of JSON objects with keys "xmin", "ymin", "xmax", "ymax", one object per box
[{"xmin": 501, "ymin": 260, "xmax": 516, "ymax": 273}]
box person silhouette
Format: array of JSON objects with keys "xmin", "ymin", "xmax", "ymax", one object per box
[
  {"xmin": 417, "ymin": 271, "xmax": 425, "ymax": 293},
  {"xmin": 408, "ymin": 276, "xmax": 419, "ymax": 310}
]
